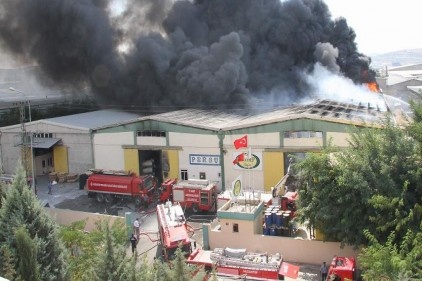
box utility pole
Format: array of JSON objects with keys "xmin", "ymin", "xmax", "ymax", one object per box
[{"xmin": 10, "ymin": 87, "xmax": 36, "ymax": 193}]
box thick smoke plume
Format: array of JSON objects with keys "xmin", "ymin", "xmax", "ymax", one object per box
[{"xmin": 0, "ymin": 0, "xmax": 376, "ymax": 114}]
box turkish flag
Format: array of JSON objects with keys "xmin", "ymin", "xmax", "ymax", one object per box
[
  {"xmin": 234, "ymin": 135, "xmax": 248, "ymax": 149},
  {"xmin": 233, "ymin": 153, "xmax": 245, "ymax": 164},
  {"xmin": 279, "ymin": 262, "xmax": 300, "ymax": 279}
]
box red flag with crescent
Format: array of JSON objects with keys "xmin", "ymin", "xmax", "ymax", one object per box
[{"xmin": 234, "ymin": 135, "xmax": 248, "ymax": 149}]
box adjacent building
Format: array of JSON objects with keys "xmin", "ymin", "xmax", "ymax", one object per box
[{"xmin": 0, "ymin": 110, "xmax": 140, "ymax": 176}]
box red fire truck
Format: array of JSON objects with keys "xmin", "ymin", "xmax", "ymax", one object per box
[
  {"xmin": 156, "ymin": 202, "xmax": 192, "ymax": 260},
  {"xmin": 327, "ymin": 256, "xmax": 358, "ymax": 281},
  {"xmin": 84, "ymin": 170, "xmax": 156, "ymax": 206},
  {"xmin": 187, "ymin": 247, "xmax": 299, "ymax": 280},
  {"xmin": 160, "ymin": 179, "xmax": 217, "ymax": 213}
]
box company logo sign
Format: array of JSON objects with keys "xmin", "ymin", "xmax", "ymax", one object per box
[
  {"xmin": 189, "ymin": 154, "xmax": 220, "ymax": 166},
  {"xmin": 232, "ymin": 152, "xmax": 262, "ymax": 170}
]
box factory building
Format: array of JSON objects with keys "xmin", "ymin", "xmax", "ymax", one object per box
[
  {"xmin": 0, "ymin": 110, "xmax": 140, "ymax": 176},
  {"xmin": 93, "ymin": 98, "xmax": 390, "ymax": 192}
]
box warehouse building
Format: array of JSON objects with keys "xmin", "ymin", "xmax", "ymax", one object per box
[
  {"xmin": 0, "ymin": 110, "xmax": 140, "ymax": 176},
  {"xmin": 92, "ymin": 97, "xmax": 394, "ymax": 192}
]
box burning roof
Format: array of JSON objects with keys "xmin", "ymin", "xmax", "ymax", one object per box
[
  {"xmin": 122, "ymin": 97, "xmax": 401, "ymax": 132},
  {"xmin": 0, "ymin": 0, "xmax": 378, "ymax": 113}
]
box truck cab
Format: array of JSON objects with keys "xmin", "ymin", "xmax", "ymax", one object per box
[{"xmin": 327, "ymin": 256, "xmax": 357, "ymax": 281}]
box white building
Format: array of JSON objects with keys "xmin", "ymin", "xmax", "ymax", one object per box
[
  {"xmin": 0, "ymin": 110, "xmax": 139, "ymax": 176},
  {"xmin": 92, "ymin": 98, "xmax": 400, "ymax": 192}
]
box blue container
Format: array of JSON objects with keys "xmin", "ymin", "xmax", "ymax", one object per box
[
  {"xmin": 275, "ymin": 212, "xmax": 283, "ymax": 227},
  {"xmin": 265, "ymin": 212, "xmax": 272, "ymax": 226},
  {"xmin": 282, "ymin": 213, "xmax": 290, "ymax": 227},
  {"xmin": 270, "ymin": 227, "xmax": 276, "ymax": 236},
  {"xmin": 271, "ymin": 210, "xmax": 278, "ymax": 224},
  {"xmin": 263, "ymin": 224, "xmax": 270, "ymax": 235},
  {"xmin": 276, "ymin": 226, "xmax": 282, "ymax": 236}
]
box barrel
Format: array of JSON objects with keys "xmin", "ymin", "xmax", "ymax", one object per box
[
  {"xmin": 275, "ymin": 212, "xmax": 283, "ymax": 227},
  {"xmin": 270, "ymin": 226, "xmax": 276, "ymax": 236},
  {"xmin": 276, "ymin": 226, "xmax": 282, "ymax": 236},
  {"xmin": 271, "ymin": 210, "xmax": 278, "ymax": 224},
  {"xmin": 264, "ymin": 212, "xmax": 272, "ymax": 226},
  {"xmin": 281, "ymin": 226, "xmax": 290, "ymax": 237},
  {"xmin": 282, "ymin": 213, "xmax": 290, "ymax": 227},
  {"xmin": 263, "ymin": 224, "xmax": 270, "ymax": 235}
]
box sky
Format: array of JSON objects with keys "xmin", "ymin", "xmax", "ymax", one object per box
[{"xmin": 323, "ymin": 0, "xmax": 422, "ymax": 55}]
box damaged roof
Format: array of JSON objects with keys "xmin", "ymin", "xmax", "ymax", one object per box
[{"xmin": 140, "ymin": 98, "xmax": 396, "ymax": 131}]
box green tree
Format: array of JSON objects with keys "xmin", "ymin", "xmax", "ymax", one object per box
[
  {"xmin": 72, "ymin": 220, "xmax": 127, "ymax": 281},
  {"xmin": 296, "ymin": 117, "xmax": 422, "ymax": 247},
  {"xmin": 155, "ymin": 247, "xmax": 206, "ymax": 281},
  {"xmin": 359, "ymin": 227, "xmax": 422, "ymax": 280},
  {"xmin": 0, "ymin": 163, "xmax": 69, "ymax": 280},
  {"xmin": 0, "ymin": 245, "xmax": 16, "ymax": 280},
  {"xmin": 15, "ymin": 226, "xmax": 40, "ymax": 281}
]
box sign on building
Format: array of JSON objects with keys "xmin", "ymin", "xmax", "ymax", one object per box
[{"xmin": 189, "ymin": 154, "xmax": 220, "ymax": 166}]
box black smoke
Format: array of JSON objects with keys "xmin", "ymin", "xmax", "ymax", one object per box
[{"xmin": 0, "ymin": 0, "xmax": 376, "ymax": 114}]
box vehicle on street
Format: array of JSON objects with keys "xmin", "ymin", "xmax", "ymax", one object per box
[
  {"xmin": 83, "ymin": 169, "xmax": 157, "ymax": 206},
  {"xmin": 160, "ymin": 178, "xmax": 217, "ymax": 213}
]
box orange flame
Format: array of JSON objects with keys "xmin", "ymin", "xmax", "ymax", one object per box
[{"xmin": 365, "ymin": 82, "xmax": 380, "ymax": 93}]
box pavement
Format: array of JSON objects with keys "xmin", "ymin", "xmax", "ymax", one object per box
[{"xmin": 33, "ymin": 175, "xmax": 321, "ymax": 281}]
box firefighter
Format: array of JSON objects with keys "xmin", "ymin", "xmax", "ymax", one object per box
[
  {"xmin": 129, "ymin": 233, "xmax": 137, "ymax": 254},
  {"xmin": 133, "ymin": 218, "xmax": 140, "ymax": 241}
]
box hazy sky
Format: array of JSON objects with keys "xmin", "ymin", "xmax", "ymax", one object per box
[{"xmin": 323, "ymin": 0, "xmax": 421, "ymax": 55}]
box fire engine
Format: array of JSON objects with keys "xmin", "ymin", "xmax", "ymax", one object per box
[
  {"xmin": 160, "ymin": 179, "xmax": 217, "ymax": 213},
  {"xmin": 156, "ymin": 202, "xmax": 192, "ymax": 260},
  {"xmin": 84, "ymin": 169, "xmax": 156, "ymax": 206},
  {"xmin": 187, "ymin": 247, "xmax": 299, "ymax": 280},
  {"xmin": 327, "ymin": 256, "xmax": 359, "ymax": 281}
]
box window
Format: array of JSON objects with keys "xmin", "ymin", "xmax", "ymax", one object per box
[
  {"xmin": 137, "ymin": 130, "xmax": 166, "ymax": 137},
  {"xmin": 233, "ymin": 223, "xmax": 239, "ymax": 233},
  {"xmin": 200, "ymin": 191, "xmax": 208, "ymax": 205},
  {"xmin": 34, "ymin": 132, "xmax": 53, "ymax": 138},
  {"xmin": 284, "ymin": 131, "xmax": 323, "ymax": 139},
  {"xmin": 181, "ymin": 170, "xmax": 188, "ymax": 181},
  {"xmin": 199, "ymin": 172, "xmax": 206, "ymax": 180}
]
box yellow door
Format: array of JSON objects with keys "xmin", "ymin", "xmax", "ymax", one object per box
[
  {"xmin": 163, "ymin": 150, "xmax": 179, "ymax": 180},
  {"xmin": 124, "ymin": 148, "xmax": 140, "ymax": 175},
  {"xmin": 263, "ymin": 151, "xmax": 284, "ymax": 192},
  {"xmin": 53, "ymin": 146, "xmax": 69, "ymax": 173}
]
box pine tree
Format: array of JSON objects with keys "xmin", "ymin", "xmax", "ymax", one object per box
[
  {"xmin": 158, "ymin": 247, "xmax": 206, "ymax": 281},
  {"xmin": 87, "ymin": 220, "xmax": 127, "ymax": 281},
  {"xmin": 0, "ymin": 163, "xmax": 69, "ymax": 280},
  {"xmin": 15, "ymin": 226, "xmax": 41, "ymax": 281},
  {"xmin": 0, "ymin": 244, "xmax": 17, "ymax": 280}
]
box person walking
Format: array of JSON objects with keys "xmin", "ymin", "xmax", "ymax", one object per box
[
  {"xmin": 47, "ymin": 180, "xmax": 53, "ymax": 194},
  {"xmin": 133, "ymin": 218, "xmax": 140, "ymax": 241},
  {"xmin": 320, "ymin": 261, "xmax": 328, "ymax": 281},
  {"xmin": 129, "ymin": 233, "xmax": 137, "ymax": 254}
]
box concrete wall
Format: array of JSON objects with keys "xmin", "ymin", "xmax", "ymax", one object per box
[
  {"xmin": 44, "ymin": 208, "xmax": 125, "ymax": 231},
  {"xmin": 206, "ymin": 220, "xmax": 359, "ymax": 265},
  {"xmin": 93, "ymin": 132, "xmax": 134, "ymax": 171},
  {"xmin": 326, "ymin": 132, "xmax": 350, "ymax": 147}
]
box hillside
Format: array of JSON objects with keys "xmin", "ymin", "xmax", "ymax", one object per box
[{"xmin": 370, "ymin": 48, "xmax": 422, "ymax": 69}]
